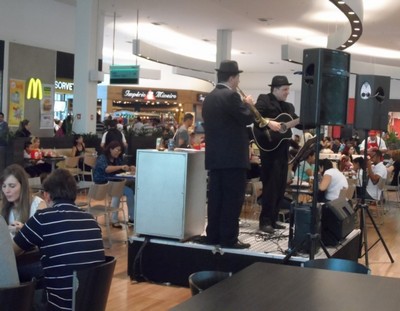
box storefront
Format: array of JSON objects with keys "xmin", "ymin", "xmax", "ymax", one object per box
[{"xmin": 105, "ymin": 85, "xmax": 207, "ymax": 127}]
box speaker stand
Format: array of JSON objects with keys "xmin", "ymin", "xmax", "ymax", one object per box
[
  {"xmin": 283, "ymin": 126, "xmax": 330, "ymax": 263},
  {"xmin": 356, "ymin": 203, "xmax": 394, "ymax": 266},
  {"xmin": 356, "ymin": 130, "xmax": 394, "ymax": 266}
]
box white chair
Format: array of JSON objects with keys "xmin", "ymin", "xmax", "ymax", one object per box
[
  {"xmin": 107, "ymin": 180, "xmax": 129, "ymax": 245},
  {"xmin": 84, "ymin": 183, "xmax": 112, "ymax": 248},
  {"xmin": 242, "ymin": 178, "xmax": 261, "ymax": 221},
  {"xmin": 383, "ymin": 174, "xmax": 400, "ymax": 208},
  {"xmin": 80, "ymin": 154, "xmax": 97, "ymax": 181},
  {"xmin": 63, "ymin": 156, "xmax": 82, "ymax": 181}
]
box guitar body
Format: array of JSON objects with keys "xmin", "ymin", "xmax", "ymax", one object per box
[{"xmin": 251, "ymin": 113, "xmax": 298, "ymax": 152}]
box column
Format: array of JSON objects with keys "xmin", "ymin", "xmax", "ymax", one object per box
[
  {"xmin": 73, "ymin": 0, "xmax": 103, "ymax": 134},
  {"xmin": 216, "ymin": 29, "xmax": 232, "ymax": 66}
]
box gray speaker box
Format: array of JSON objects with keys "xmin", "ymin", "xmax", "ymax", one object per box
[
  {"xmin": 354, "ymin": 75, "xmax": 391, "ymax": 131},
  {"xmin": 300, "ymin": 48, "xmax": 350, "ymax": 127}
]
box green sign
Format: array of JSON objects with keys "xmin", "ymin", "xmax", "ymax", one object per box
[{"xmin": 110, "ymin": 65, "xmax": 140, "ymax": 84}]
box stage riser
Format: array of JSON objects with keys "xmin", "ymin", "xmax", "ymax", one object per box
[{"xmin": 127, "ymin": 234, "xmax": 360, "ymax": 287}]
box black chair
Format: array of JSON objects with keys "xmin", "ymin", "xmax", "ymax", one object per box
[
  {"xmin": 0, "ymin": 279, "xmax": 36, "ymax": 311},
  {"xmin": 302, "ymin": 258, "xmax": 370, "ymax": 275},
  {"xmin": 72, "ymin": 256, "xmax": 117, "ymax": 311},
  {"xmin": 188, "ymin": 271, "xmax": 232, "ymax": 296}
]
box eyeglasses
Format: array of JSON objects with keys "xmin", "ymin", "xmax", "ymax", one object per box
[{"xmin": 113, "ymin": 148, "xmax": 122, "ymax": 153}]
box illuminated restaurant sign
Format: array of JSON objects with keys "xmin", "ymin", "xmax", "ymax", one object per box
[
  {"xmin": 122, "ymin": 89, "xmax": 178, "ymax": 100},
  {"xmin": 26, "ymin": 78, "xmax": 43, "ymax": 99},
  {"xmin": 55, "ymin": 79, "xmax": 74, "ymax": 94}
]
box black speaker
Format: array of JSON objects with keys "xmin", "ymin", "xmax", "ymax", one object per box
[
  {"xmin": 354, "ymin": 75, "xmax": 391, "ymax": 131},
  {"xmin": 321, "ymin": 198, "xmax": 355, "ymax": 246},
  {"xmin": 300, "ymin": 48, "xmax": 350, "ymax": 127},
  {"xmin": 293, "ymin": 204, "xmax": 321, "ymax": 254}
]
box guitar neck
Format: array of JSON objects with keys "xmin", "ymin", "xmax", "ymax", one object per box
[{"xmin": 285, "ymin": 119, "xmax": 300, "ymax": 128}]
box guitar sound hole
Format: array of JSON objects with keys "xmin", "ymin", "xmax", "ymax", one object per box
[{"xmin": 280, "ymin": 124, "xmax": 287, "ymax": 133}]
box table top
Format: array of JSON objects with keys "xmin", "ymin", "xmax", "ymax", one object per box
[
  {"xmin": 30, "ymin": 180, "xmax": 93, "ymax": 192},
  {"xmin": 172, "ymin": 262, "xmax": 400, "ymax": 311}
]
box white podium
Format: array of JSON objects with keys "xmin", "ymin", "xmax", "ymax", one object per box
[{"xmin": 134, "ymin": 149, "xmax": 207, "ymax": 240}]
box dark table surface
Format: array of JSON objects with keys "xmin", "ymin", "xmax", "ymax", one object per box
[{"xmin": 171, "ymin": 262, "xmax": 400, "ymax": 311}]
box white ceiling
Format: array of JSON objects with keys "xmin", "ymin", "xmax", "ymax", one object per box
[{"xmin": 98, "ymin": 0, "xmax": 400, "ymax": 78}]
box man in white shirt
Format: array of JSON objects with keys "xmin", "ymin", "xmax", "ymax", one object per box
[
  {"xmin": 359, "ymin": 130, "xmax": 387, "ymax": 153},
  {"xmin": 365, "ymin": 150, "xmax": 387, "ymax": 200}
]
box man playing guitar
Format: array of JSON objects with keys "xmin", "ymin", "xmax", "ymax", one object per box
[{"xmin": 255, "ymin": 75, "xmax": 300, "ymax": 234}]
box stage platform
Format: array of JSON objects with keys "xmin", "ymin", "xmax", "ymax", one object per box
[{"xmin": 127, "ymin": 220, "xmax": 361, "ymax": 287}]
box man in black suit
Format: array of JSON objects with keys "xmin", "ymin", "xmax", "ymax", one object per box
[
  {"xmin": 202, "ymin": 60, "xmax": 255, "ymax": 249},
  {"xmin": 255, "ymin": 76, "xmax": 299, "ymax": 234}
]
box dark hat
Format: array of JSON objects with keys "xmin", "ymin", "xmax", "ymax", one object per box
[
  {"xmin": 215, "ymin": 60, "xmax": 243, "ymax": 74},
  {"xmin": 269, "ymin": 75, "xmax": 292, "ymax": 87}
]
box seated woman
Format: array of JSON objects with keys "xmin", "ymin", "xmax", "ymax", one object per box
[
  {"xmin": 318, "ymin": 158, "xmax": 348, "ymax": 202},
  {"xmin": 93, "ymin": 141, "xmax": 135, "ymax": 228},
  {"xmin": 1, "ymin": 164, "xmax": 46, "ymax": 233},
  {"xmin": 294, "ymin": 150, "xmax": 315, "ymax": 182},
  {"xmin": 71, "ymin": 134, "xmax": 86, "ymax": 170}
]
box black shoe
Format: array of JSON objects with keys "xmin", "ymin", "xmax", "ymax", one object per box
[
  {"xmin": 112, "ymin": 222, "xmax": 123, "ymax": 229},
  {"xmin": 259, "ymin": 224, "xmax": 274, "ymax": 234},
  {"xmin": 192, "ymin": 235, "xmax": 216, "ymax": 245},
  {"xmin": 222, "ymin": 240, "xmax": 251, "ymax": 249},
  {"xmin": 272, "ymin": 223, "xmax": 286, "ymax": 230}
]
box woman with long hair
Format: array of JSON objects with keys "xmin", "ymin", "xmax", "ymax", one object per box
[
  {"xmin": 93, "ymin": 141, "xmax": 135, "ymax": 228},
  {"xmin": 318, "ymin": 158, "xmax": 348, "ymax": 202},
  {"xmin": 71, "ymin": 134, "xmax": 86, "ymax": 157},
  {"xmin": 1, "ymin": 164, "xmax": 46, "ymax": 231},
  {"xmin": 15, "ymin": 119, "xmax": 31, "ymax": 137}
]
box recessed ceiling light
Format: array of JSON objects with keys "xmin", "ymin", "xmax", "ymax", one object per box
[{"xmin": 258, "ymin": 17, "xmax": 272, "ymax": 23}]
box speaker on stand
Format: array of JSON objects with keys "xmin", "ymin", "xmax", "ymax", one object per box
[
  {"xmin": 300, "ymin": 48, "xmax": 350, "ymax": 128},
  {"xmin": 284, "ymin": 48, "xmax": 351, "ymax": 262},
  {"xmin": 354, "ymin": 75, "xmax": 390, "ymax": 131}
]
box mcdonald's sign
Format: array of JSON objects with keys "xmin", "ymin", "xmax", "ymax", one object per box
[{"xmin": 26, "ymin": 78, "xmax": 43, "ymax": 100}]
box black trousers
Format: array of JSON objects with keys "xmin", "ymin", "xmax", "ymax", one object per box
[
  {"xmin": 259, "ymin": 145, "xmax": 289, "ymax": 226},
  {"xmin": 206, "ymin": 168, "xmax": 247, "ymax": 246}
]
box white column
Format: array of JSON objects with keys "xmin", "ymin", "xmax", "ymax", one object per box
[
  {"xmin": 216, "ymin": 29, "xmax": 232, "ymax": 66},
  {"xmin": 73, "ymin": 0, "xmax": 103, "ymax": 134}
]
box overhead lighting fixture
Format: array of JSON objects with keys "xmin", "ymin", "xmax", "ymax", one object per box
[{"xmin": 328, "ymin": 0, "xmax": 363, "ymax": 50}]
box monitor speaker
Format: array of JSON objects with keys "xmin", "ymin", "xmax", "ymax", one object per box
[
  {"xmin": 321, "ymin": 198, "xmax": 355, "ymax": 246},
  {"xmin": 300, "ymin": 48, "xmax": 350, "ymax": 127},
  {"xmin": 293, "ymin": 204, "xmax": 321, "ymax": 254},
  {"xmin": 354, "ymin": 75, "xmax": 391, "ymax": 131}
]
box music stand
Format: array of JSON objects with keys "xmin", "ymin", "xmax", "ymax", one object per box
[
  {"xmin": 283, "ymin": 127, "xmax": 330, "ymax": 264},
  {"xmin": 355, "ymin": 130, "xmax": 394, "ymax": 267}
]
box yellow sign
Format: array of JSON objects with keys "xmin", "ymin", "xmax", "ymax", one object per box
[
  {"xmin": 8, "ymin": 79, "xmax": 25, "ymax": 126},
  {"xmin": 26, "ymin": 78, "xmax": 43, "ymax": 99}
]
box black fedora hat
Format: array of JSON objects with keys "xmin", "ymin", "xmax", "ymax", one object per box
[
  {"xmin": 215, "ymin": 60, "xmax": 243, "ymax": 74},
  {"xmin": 269, "ymin": 75, "xmax": 292, "ymax": 87}
]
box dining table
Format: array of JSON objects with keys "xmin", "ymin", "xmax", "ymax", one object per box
[
  {"xmin": 171, "ymin": 261, "xmax": 400, "ymax": 311},
  {"xmin": 42, "ymin": 156, "xmax": 66, "ymax": 171}
]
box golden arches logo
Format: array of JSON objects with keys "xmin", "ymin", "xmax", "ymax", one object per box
[{"xmin": 26, "ymin": 78, "xmax": 43, "ymax": 100}]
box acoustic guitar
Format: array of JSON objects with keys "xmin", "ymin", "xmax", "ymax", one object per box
[{"xmin": 249, "ymin": 113, "xmax": 300, "ymax": 152}]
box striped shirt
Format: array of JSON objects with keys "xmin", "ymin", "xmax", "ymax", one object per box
[{"xmin": 14, "ymin": 200, "xmax": 105, "ymax": 311}]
